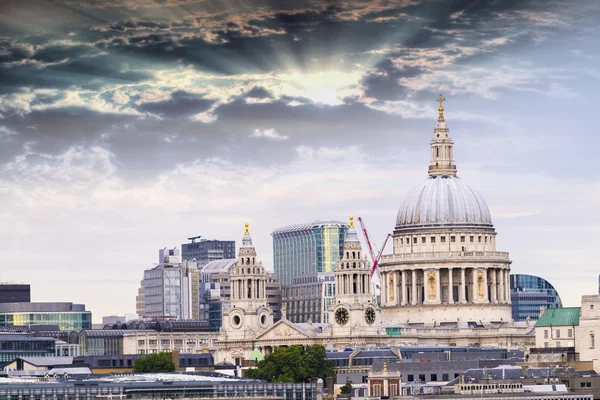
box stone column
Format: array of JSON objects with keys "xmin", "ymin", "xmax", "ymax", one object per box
[
  {"xmin": 393, "ymin": 271, "xmax": 398, "ymax": 305},
  {"xmin": 504, "ymin": 269, "xmax": 510, "ymax": 303},
  {"xmin": 448, "ymin": 268, "xmax": 454, "ymax": 304},
  {"xmin": 401, "ymin": 270, "xmax": 407, "ymax": 306},
  {"xmin": 381, "ymin": 272, "xmax": 387, "ymax": 304},
  {"xmin": 460, "ymin": 267, "xmax": 466, "ymax": 303},
  {"xmin": 423, "ymin": 269, "xmax": 430, "ymax": 303},
  {"xmin": 436, "ymin": 269, "xmax": 441, "ymax": 304},
  {"xmin": 411, "ymin": 269, "xmax": 417, "ymax": 305},
  {"xmin": 491, "ymin": 269, "xmax": 497, "ymax": 303},
  {"xmin": 472, "ymin": 268, "xmax": 478, "ymax": 302},
  {"xmin": 483, "ymin": 270, "xmax": 489, "ymax": 303},
  {"xmin": 498, "ymin": 270, "xmax": 504, "ymax": 303}
]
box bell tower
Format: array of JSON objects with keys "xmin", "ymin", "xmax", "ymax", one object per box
[
  {"xmin": 222, "ymin": 223, "xmax": 273, "ymax": 338},
  {"xmin": 329, "ymin": 216, "xmax": 380, "ymax": 332},
  {"xmin": 428, "ymin": 95, "xmax": 457, "ymax": 177}
]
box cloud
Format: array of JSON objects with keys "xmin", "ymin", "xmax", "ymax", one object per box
[{"xmin": 251, "ymin": 128, "xmax": 288, "ymax": 140}]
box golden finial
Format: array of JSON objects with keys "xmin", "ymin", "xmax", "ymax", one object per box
[
  {"xmin": 437, "ymin": 94, "xmax": 446, "ymax": 122},
  {"xmin": 383, "ymin": 359, "xmax": 387, "ymax": 371},
  {"xmin": 244, "ymin": 222, "xmax": 249, "ymax": 235},
  {"xmin": 349, "ymin": 215, "xmax": 354, "ymax": 228}
]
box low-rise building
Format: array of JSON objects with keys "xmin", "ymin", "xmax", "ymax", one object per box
[
  {"xmin": 534, "ymin": 307, "xmax": 579, "ymax": 349},
  {"xmin": 0, "ymin": 334, "xmax": 56, "ymax": 365},
  {"xmin": 0, "ymin": 302, "xmax": 91, "ymax": 331}
]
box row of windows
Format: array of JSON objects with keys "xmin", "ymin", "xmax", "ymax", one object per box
[
  {"xmin": 543, "ymin": 328, "xmax": 573, "ymax": 339},
  {"xmin": 400, "ymin": 235, "xmax": 492, "ymax": 245}
]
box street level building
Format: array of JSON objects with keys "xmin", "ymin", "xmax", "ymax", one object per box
[
  {"xmin": 143, "ymin": 248, "xmax": 200, "ymax": 320},
  {"xmin": 0, "ymin": 334, "xmax": 56, "ymax": 365},
  {"xmin": 0, "ymin": 284, "xmax": 30, "ymax": 303},
  {"xmin": 282, "ymin": 272, "xmax": 335, "ymax": 324},
  {"xmin": 511, "ymin": 274, "xmax": 563, "ymax": 321},
  {"xmin": 272, "ymin": 221, "xmax": 348, "ymax": 286},
  {"xmin": 182, "ymin": 236, "xmax": 235, "ymax": 266}
]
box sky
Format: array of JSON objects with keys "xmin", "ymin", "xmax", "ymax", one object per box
[{"xmin": 1, "ymin": 0, "xmax": 599, "ymax": 322}]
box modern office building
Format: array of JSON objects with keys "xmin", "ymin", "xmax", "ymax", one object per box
[
  {"xmin": 0, "ymin": 303, "xmax": 91, "ymax": 330},
  {"xmin": 135, "ymin": 280, "xmax": 145, "ymax": 318},
  {"xmin": 282, "ymin": 272, "xmax": 335, "ymax": 324},
  {"xmin": 272, "ymin": 221, "xmax": 349, "ymax": 286},
  {"xmin": 143, "ymin": 248, "xmax": 200, "ymax": 320},
  {"xmin": 200, "ymin": 259, "xmax": 281, "ymax": 331},
  {"xmin": 0, "ymin": 284, "xmax": 30, "ymax": 303},
  {"xmin": 0, "ymin": 334, "xmax": 56, "ymax": 364},
  {"xmin": 182, "ymin": 236, "xmax": 235, "ymax": 266},
  {"xmin": 510, "ymin": 274, "xmax": 563, "ymax": 321}
]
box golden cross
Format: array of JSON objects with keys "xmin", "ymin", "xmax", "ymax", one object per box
[
  {"xmin": 244, "ymin": 222, "xmax": 249, "ymax": 235},
  {"xmin": 437, "ymin": 95, "xmax": 445, "ymax": 108}
]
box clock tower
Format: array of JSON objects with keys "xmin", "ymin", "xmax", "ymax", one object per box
[
  {"xmin": 221, "ymin": 223, "xmax": 274, "ymax": 340},
  {"xmin": 329, "ymin": 216, "xmax": 381, "ymax": 335}
]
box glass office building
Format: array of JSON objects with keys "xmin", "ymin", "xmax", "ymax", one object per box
[
  {"xmin": 182, "ymin": 237, "xmax": 236, "ymax": 266},
  {"xmin": 282, "ymin": 272, "xmax": 336, "ymax": 324},
  {"xmin": 272, "ymin": 221, "xmax": 348, "ymax": 286},
  {"xmin": 0, "ymin": 284, "xmax": 30, "ymax": 303},
  {"xmin": 510, "ymin": 274, "xmax": 563, "ymax": 321},
  {"xmin": 0, "ymin": 302, "xmax": 92, "ymax": 330}
]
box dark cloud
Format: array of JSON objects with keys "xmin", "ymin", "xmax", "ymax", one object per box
[{"xmin": 137, "ymin": 91, "xmax": 215, "ymax": 118}]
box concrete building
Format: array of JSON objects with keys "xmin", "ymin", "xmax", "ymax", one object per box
[
  {"xmin": 182, "ymin": 236, "xmax": 235, "ymax": 266},
  {"xmin": 0, "ymin": 284, "xmax": 30, "ymax": 303},
  {"xmin": 136, "ymin": 280, "xmax": 144, "ymax": 318},
  {"xmin": 0, "ymin": 302, "xmax": 91, "ymax": 330},
  {"xmin": 143, "ymin": 248, "xmax": 200, "ymax": 320},
  {"xmin": 577, "ymin": 295, "xmax": 600, "ymax": 374},
  {"xmin": 282, "ymin": 272, "xmax": 335, "ymax": 324},
  {"xmin": 511, "ymin": 274, "xmax": 563, "ymax": 321},
  {"xmin": 272, "ymin": 221, "xmax": 349, "ymax": 286}
]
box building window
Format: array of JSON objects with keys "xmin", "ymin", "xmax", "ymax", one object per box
[
  {"xmin": 400, "ymin": 238, "xmax": 403, "ymax": 245},
  {"xmin": 460, "ymin": 236, "xmax": 465, "ymax": 243},
  {"xmin": 556, "ymin": 329, "xmax": 561, "ymax": 338},
  {"xmin": 470, "ymin": 236, "xmax": 474, "ymax": 243},
  {"xmin": 407, "ymin": 374, "xmax": 414, "ymax": 382},
  {"xmin": 137, "ymin": 340, "xmax": 145, "ymax": 345},
  {"xmin": 544, "ymin": 342, "xmax": 548, "ymax": 348},
  {"xmin": 568, "ymin": 329, "xmax": 573, "ymax": 338},
  {"xmin": 441, "ymin": 237, "xmax": 446, "ymax": 243},
  {"xmin": 431, "ymin": 374, "xmax": 437, "ymax": 382},
  {"xmin": 390, "ymin": 384, "xmax": 398, "ymax": 397},
  {"xmin": 419, "ymin": 374, "xmax": 426, "ymax": 382},
  {"xmin": 485, "ymin": 236, "xmax": 488, "ymax": 243},
  {"xmin": 372, "ymin": 385, "xmax": 381, "ymax": 397},
  {"xmin": 591, "ymin": 333, "xmax": 595, "ymax": 349},
  {"xmin": 422, "ymin": 237, "xmax": 426, "ymax": 244},
  {"xmin": 580, "ymin": 382, "xmax": 592, "ymax": 388},
  {"xmin": 149, "ymin": 339, "xmax": 157, "ymax": 345},
  {"xmin": 544, "ymin": 330, "xmax": 548, "ymax": 338},
  {"xmin": 442, "ymin": 373, "xmax": 449, "ymax": 381},
  {"xmin": 556, "ymin": 342, "xmax": 561, "ymax": 348},
  {"xmin": 413, "ymin": 237, "xmax": 417, "ymax": 244},
  {"xmin": 450, "ymin": 236, "xmax": 455, "ymax": 243},
  {"xmin": 478, "ymin": 236, "xmax": 482, "ymax": 243},
  {"xmin": 431, "ymin": 237, "xmax": 436, "ymax": 243}
]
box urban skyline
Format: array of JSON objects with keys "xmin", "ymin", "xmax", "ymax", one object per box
[{"xmin": 1, "ymin": 0, "xmax": 599, "ymax": 320}]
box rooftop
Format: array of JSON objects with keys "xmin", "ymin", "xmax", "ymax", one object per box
[
  {"xmin": 535, "ymin": 307, "xmax": 581, "ymax": 327},
  {"xmin": 271, "ymin": 221, "xmax": 348, "ymax": 235}
]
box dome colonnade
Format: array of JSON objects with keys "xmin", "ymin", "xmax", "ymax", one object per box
[{"xmin": 378, "ymin": 96, "xmax": 513, "ymax": 324}]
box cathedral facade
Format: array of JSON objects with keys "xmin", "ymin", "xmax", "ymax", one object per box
[{"xmin": 216, "ymin": 98, "xmax": 533, "ymax": 366}]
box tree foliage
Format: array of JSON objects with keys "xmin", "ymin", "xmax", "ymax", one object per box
[
  {"xmin": 245, "ymin": 344, "xmax": 333, "ymax": 383},
  {"xmin": 340, "ymin": 378, "xmax": 353, "ymax": 395},
  {"xmin": 133, "ymin": 352, "xmax": 176, "ymax": 373}
]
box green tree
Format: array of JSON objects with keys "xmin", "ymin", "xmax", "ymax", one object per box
[
  {"xmin": 133, "ymin": 352, "xmax": 176, "ymax": 373},
  {"xmin": 245, "ymin": 344, "xmax": 333, "ymax": 383},
  {"xmin": 340, "ymin": 378, "xmax": 353, "ymax": 395}
]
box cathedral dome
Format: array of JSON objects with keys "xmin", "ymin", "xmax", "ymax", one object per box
[
  {"xmin": 395, "ymin": 96, "xmax": 493, "ymax": 233},
  {"xmin": 395, "ymin": 175, "xmax": 493, "ymax": 233}
]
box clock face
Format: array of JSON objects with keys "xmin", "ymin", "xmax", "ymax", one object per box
[
  {"xmin": 335, "ymin": 307, "xmax": 349, "ymax": 326},
  {"xmin": 364, "ymin": 307, "xmax": 376, "ymax": 325}
]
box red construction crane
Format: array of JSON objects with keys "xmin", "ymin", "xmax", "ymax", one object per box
[{"xmin": 357, "ymin": 217, "xmax": 391, "ymax": 276}]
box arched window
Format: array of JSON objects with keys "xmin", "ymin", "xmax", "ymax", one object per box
[
  {"xmin": 436, "ymin": 147, "xmax": 439, "ymax": 157},
  {"xmin": 241, "ymin": 258, "xmax": 244, "ymax": 265},
  {"xmin": 352, "ymin": 251, "xmax": 356, "ymax": 259}
]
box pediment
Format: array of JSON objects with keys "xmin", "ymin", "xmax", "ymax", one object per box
[{"xmin": 254, "ymin": 320, "xmax": 311, "ymax": 341}]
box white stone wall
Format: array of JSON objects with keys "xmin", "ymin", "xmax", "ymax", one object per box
[
  {"xmin": 576, "ymin": 295, "xmax": 600, "ymax": 373},
  {"xmin": 534, "ymin": 325, "xmax": 576, "ymax": 349},
  {"xmin": 122, "ymin": 331, "xmax": 214, "ymax": 355}
]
